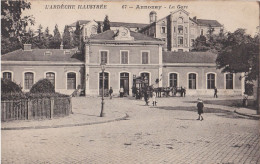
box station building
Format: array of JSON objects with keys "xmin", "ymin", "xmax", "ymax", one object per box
[{"xmin": 1, "ymin": 27, "xmax": 244, "ymax": 96}]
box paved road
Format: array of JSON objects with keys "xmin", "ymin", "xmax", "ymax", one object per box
[{"xmin": 2, "ymin": 97, "xmax": 260, "ymax": 163}]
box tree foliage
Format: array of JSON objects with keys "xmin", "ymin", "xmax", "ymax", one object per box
[
  {"xmin": 49, "ymin": 24, "xmax": 61, "ymax": 49},
  {"xmin": 103, "ymin": 15, "xmax": 110, "ymax": 32},
  {"xmin": 63, "ymin": 25, "xmax": 73, "ymax": 49},
  {"xmin": 1, "ymin": 0, "xmax": 35, "ymax": 54},
  {"xmin": 1, "ymin": 78, "xmax": 22, "ymax": 94},
  {"xmin": 30, "ymin": 79, "xmax": 55, "ymax": 94},
  {"xmin": 72, "ymin": 21, "xmax": 81, "ymax": 47},
  {"xmin": 216, "ymin": 29, "xmax": 259, "ymax": 82},
  {"xmin": 97, "ymin": 22, "xmax": 102, "ymax": 33}
]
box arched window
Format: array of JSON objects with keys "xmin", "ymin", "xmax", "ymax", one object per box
[
  {"xmin": 141, "ymin": 73, "xmax": 150, "ymax": 85},
  {"xmin": 226, "ymin": 74, "xmax": 233, "ymax": 89},
  {"xmin": 188, "ymin": 73, "xmax": 196, "ymax": 89},
  {"xmin": 46, "ymin": 72, "xmax": 55, "ymax": 88},
  {"xmin": 178, "ymin": 17, "xmax": 183, "ymax": 24},
  {"xmin": 169, "ymin": 73, "xmax": 178, "ymax": 87},
  {"xmin": 67, "ymin": 72, "xmax": 76, "ymax": 89},
  {"xmin": 3, "ymin": 72, "xmax": 12, "ymax": 81},
  {"xmin": 99, "ymin": 72, "xmax": 109, "ymax": 95},
  {"xmin": 207, "ymin": 73, "xmax": 215, "ymax": 89},
  {"xmin": 24, "ymin": 72, "xmax": 34, "ymax": 90}
]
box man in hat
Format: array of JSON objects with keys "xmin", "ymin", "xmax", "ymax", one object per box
[{"xmin": 197, "ymin": 98, "xmax": 204, "ymax": 121}]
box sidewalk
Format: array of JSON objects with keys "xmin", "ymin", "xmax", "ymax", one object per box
[{"xmin": 1, "ymin": 97, "xmax": 128, "ymax": 130}]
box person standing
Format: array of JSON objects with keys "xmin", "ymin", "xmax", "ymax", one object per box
[
  {"xmin": 180, "ymin": 86, "xmax": 183, "ymax": 97},
  {"xmin": 119, "ymin": 86, "xmax": 124, "ymax": 98},
  {"xmin": 144, "ymin": 87, "xmax": 149, "ymax": 105},
  {"xmin": 152, "ymin": 91, "xmax": 157, "ymax": 106},
  {"xmin": 183, "ymin": 87, "xmax": 186, "ymax": 97},
  {"xmin": 109, "ymin": 87, "xmax": 113, "ymax": 99},
  {"xmin": 197, "ymin": 98, "xmax": 204, "ymax": 121},
  {"xmin": 214, "ymin": 86, "xmax": 218, "ymax": 98}
]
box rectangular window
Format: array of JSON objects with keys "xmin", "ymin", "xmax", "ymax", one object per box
[
  {"xmin": 185, "ymin": 27, "xmax": 188, "ymax": 33},
  {"xmin": 178, "ymin": 37, "xmax": 183, "ymax": 45},
  {"xmin": 185, "ymin": 38, "xmax": 188, "ymax": 46},
  {"xmin": 142, "ymin": 51, "xmax": 149, "ymax": 64},
  {"xmin": 100, "ymin": 51, "xmax": 108, "ymax": 64},
  {"xmin": 121, "ymin": 51, "xmax": 128, "ymax": 64},
  {"xmin": 189, "ymin": 73, "xmax": 196, "ymax": 89},
  {"xmin": 161, "ymin": 26, "xmax": 166, "ymax": 33},
  {"xmin": 24, "ymin": 72, "xmax": 34, "ymax": 90},
  {"xmin": 226, "ymin": 74, "xmax": 233, "ymax": 89}
]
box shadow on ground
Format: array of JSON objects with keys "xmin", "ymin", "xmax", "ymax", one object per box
[
  {"xmin": 153, "ymin": 106, "xmax": 247, "ymax": 119},
  {"xmin": 184, "ymin": 99, "xmax": 257, "ymax": 111}
]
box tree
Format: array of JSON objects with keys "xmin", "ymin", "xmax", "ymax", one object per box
[
  {"xmin": 1, "ymin": 0, "xmax": 35, "ymax": 54},
  {"xmin": 49, "ymin": 24, "xmax": 61, "ymax": 49},
  {"xmin": 73, "ymin": 21, "xmax": 81, "ymax": 47},
  {"xmin": 63, "ymin": 25, "xmax": 73, "ymax": 49},
  {"xmin": 192, "ymin": 27, "xmax": 227, "ymax": 53},
  {"xmin": 43, "ymin": 27, "xmax": 52, "ymax": 48},
  {"xmin": 97, "ymin": 22, "xmax": 102, "ymax": 33},
  {"xmin": 33, "ymin": 24, "xmax": 46, "ymax": 48},
  {"xmin": 1, "ymin": 0, "xmax": 34, "ymax": 38},
  {"xmin": 103, "ymin": 15, "xmax": 110, "ymax": 32},
  {"xmin": 192, "ymin": 35, "xmax": 210, "ymax": 52},
  {"xmin": 216, "ymin": 29, "xmax": 258, "ymax": 82}
]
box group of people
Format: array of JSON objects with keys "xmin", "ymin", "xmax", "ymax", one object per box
[{"xmin": 108, "ymin": 85, "xmax": 206, "ymax": 121}]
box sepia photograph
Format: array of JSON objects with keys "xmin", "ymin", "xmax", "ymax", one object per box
[{"xmin": 1, "ymin": 0, "xmax": 260, "ymax": 163}]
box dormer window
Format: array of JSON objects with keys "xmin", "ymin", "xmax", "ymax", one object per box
[
  {"xmin": 44, "ymin": 51, "xmax": 52, "ymax": 56},
  {"xmin": 64, "ymin": 50, "xmax": 71, "ymax": 55}
]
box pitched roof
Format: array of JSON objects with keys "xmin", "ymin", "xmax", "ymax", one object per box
[
  {"xmin": 196, "ymin": 19, "xmax": 222, "ymax": 27},
  {"xmin": 68, "ymin": 20, "xmax": 148, "ymax": 29},
  {"xmin": 163, "ymin": 51, "xmax": 217, "ymax": 63},
  {"xmin": 89, "ymin": 30, "xmax": 162, "ymax": 42},
  {"xmin": 68, "ymin": 20, "xmax": 91, "ymax": 27},
  {"xmin": 1, "ymin": 49, "xmax": 84, "ymax": 62}
]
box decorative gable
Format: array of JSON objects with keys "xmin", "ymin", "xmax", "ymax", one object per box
[{"xmin": 114, "ymin": 27, "xmax": 134, "ymax": 40}]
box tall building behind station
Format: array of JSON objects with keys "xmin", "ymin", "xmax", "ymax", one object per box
[{"xmin": 140, "ymin": 9, "xmax": 223, "ymax": 52}]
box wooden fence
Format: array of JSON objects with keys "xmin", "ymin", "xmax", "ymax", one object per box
[{"xmin": 1, "ymin": 97, "xmax": 72, "ymax": 122}]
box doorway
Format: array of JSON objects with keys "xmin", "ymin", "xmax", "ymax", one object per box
[
  {"xmin": 120, "ymin": 72, "xmax": 129, "ymax": 95},
  {"xmin": 99, "ymin": 72, "xmax": 109, "ymax": 96}
]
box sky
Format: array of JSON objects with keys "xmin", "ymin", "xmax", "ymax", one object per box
[{"xmin": 23, "ymin": 0, "xmax": 259, "ymax": 36}]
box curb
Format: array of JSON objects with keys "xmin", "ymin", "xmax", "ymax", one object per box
[
  {"xmin": 234, "ymin": 110, "xmax": 260, "ymax": 120},
  {"xmin": 1, "ymin": 113, "xmax": 129, "ymax": 131}
]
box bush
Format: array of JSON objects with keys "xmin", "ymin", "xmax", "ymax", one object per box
[
  {"xmin": 30, "ymin": 79, "xmax": 55, "ymax": 94},
  {"xmin": 1, "ymin": 78, "xmax": 22, "ymax": 94},
  {"xmin": 245, "ymin": 82, "xmax": 254, "ymax": 96}
]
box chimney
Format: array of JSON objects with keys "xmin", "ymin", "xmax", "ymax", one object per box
[
  {"xmin": 23, "ymin": 44, "xmax": 32, "ymax": 51},
  {"xmin": 193, "ymin": 16, "xmax": 197, "ymax": 21},
  {"xmin": 60, "ymin": 43, "xmax": 64, "ymax": 50}
]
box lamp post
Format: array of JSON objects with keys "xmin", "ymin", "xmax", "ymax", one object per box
[{"xmin": 100, "ymin": 62, "xmax": 106, "ymax": 117}]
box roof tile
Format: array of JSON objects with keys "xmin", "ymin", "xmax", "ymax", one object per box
[
  {"xmin": 2, "ymin": 49, "xmax": 84, "ymax": 62},
  {"xmin": 163, "ymin": 51, "xmax": 217, "ymax": 63}
]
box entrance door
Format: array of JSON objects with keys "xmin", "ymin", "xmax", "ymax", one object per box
[
  {"xmin": 99, "ymin": 72, "xmax": 109, "ymax": 96},
  {"xmin": 120, "ymin": 73, "xmax": 129, "ymax": 95}
]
